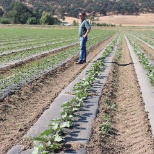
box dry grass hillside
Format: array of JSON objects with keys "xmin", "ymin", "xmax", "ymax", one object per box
[{"xmin": 65, "ymin": 13, "xmax": 154, "ymax": 26}]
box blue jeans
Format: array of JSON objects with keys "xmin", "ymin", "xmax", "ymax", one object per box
[{"xmin": 79, "ymin": 36, "xmax": 87, "ymax": 62}]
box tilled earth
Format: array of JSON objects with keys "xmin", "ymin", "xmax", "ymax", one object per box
[
  {"xmin": 1, "ymin": 34, "xmax": 154, "ymax": 154},
  {"xmin": 87, "ymin": 37, "xmax": 154, "ymax": 153},
  {"xmin": 0, "ymin": 36, "xmax": 114, "ymax": 154}
]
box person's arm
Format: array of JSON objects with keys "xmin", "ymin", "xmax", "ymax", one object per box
[{"xmin": 83, "ymin": 27, "xmax": 91, "ymax": 38}]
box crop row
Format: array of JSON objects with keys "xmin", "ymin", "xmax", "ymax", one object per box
[
  {"xmin": 0, "ymin": 31, "xmax": 115, "ymax": 70},
  {"xmin": 0, "ymin": 31, "xmax": 116, "ymax": 100},
  {"xmin": 0, "ymin": 36, "xmax": 78, "ymax": 54},
  {"xmin": 134, "ymin": 31, "xmax": 154, "ymax": 39},
  {"xmin": 126, "ymin": 35, "xmax": 154, "ymax": 86},
  {"xmin": 0, "ymin": 29, "xmax": 78, "ymax": 54},
  {"xmin": 0, "ymin": 36, "xmax": 80, "ymax": 55},
  {"xmin": 99, "ymin": 34, "xmax": 123, "ymax": 136},
  {"xmin": 130, "ymin": 32, "xmax": 154, "ymax": 47},
  {"xmin": 0, "ymin": 28, "xmax": 107, "ymax": 48},
  {"xmin": 32, "ymin": 35, "xmax": 119, "ymax": 154},
  {"xmin": 0, "ymin": 38, "xmax": 78, "ymax": 67},
  {"xmin": 0, "ymin": 28, "xmax": 77, "ymax": 43},
  {"xmin": 127, "ymin": 34, "xmax": 154, "ymax": 61}
]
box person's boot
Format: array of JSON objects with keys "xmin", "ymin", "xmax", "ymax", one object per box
[{"xmin": 76, "ymin": 61, "xmax": 83, "ymax": 64}]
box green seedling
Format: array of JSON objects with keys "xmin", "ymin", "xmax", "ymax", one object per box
[{"xmin": 100, "ymin": 121, "xmax": 114, "ymax": 135}]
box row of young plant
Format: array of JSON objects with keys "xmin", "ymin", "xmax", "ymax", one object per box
[
  {"xmin": 129, "ymin": 34, "xmax": 154, "ymax": 57},
  {"xmin": 126, "ymin": 35, "xmax": 154, "ymax": 86},
  {"xmin": 0, "ymin": 36, "xmax": 78, "ymax": 55},
  {"xmin": 32, "ymin": 35, "xmax": 119, "ymax": 154},
  {"xmin": 100, "ymin": 88, "xmax": 117, "ymax": 136},
  {"xmin": 0, "ymin": 31, "xmax": 115, "ymax": 71},
  {"xmin": 130, "ymin": 32, "xmax": 154, "ymax": 47},
  {"xmin": 0, "ymin": 31, "xmax": 114, "ymax": 67},
  {"xmin": 133, "ymin": 31, "xmax": 154, "ymax": 39},
  {"xmin": 0, "ymin": 30, "xmax": 78, "ymax": 49},
  {"xmin": 0, "ymin": 32, "xmax": 116, "ymax": 101},
  {"xmin": 0, "ymin": 35, "xmax": 56, "ymax": 45},
  {"xmin": 0, "ymin": 28, "xmax": 108, "ymax": 51},
  {"xmin": 99, "ymin": 34, "xmax": 122, "ymax": 137},
  {"xmin": 0, "ymin": 28, "xmax": 77, "ymax": 44},
  {"xmin": 141, "ymin": 32, "xmax": 154, "ymax": 39},
  {"xmin": 0, "ymin": 38, "xmax": 78, "ymax": 66},
  {"xmin": 0, "ymin": 32, "xmax": 115, "ymax": 68},
  {"xmin": 0, "ymin": 33, "xmax": 77, "ymax": 51},
  {"xmin": 1, "ymin": 30, "xmax": 115, "ymax": 54}
]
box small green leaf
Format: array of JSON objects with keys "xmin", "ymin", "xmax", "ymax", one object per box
[
  {"xmin": 32, "ymin": 146, "xmax": 39, "ymax": 154},
  {"xmin": 68, "ymin": 115, "xmax": 73, "ymax": 120},
  {"xmin": 60, "ymin": 121, "xmax": 71, "ymax": 128},
  {"xmin": 50, "ymin": 123, "xmax": 59, "ymax": 130},
  {"xmin": 50, "ymin": 118, "xmax": 61, "ymax": 123},
  {"xmin": 50, "ymin": 143, "xmax": 62, "ymax": 150},
  {"xmin": 34, "ymin": 137, "xmax": 48, "ymax": 143},
  {"xmin": 72, "ymin": 107, "xmax": 79, "ymax": 112},
  {"xmin": 61, "ymin": 112, "xmax": 67, "ymax": 119},
  {"xmin": 42, "ymin": 151, "xmax": 48, "ymax": 154},
  {"xmin": 47, "ymin": 140, "xmax": 52, "ymax": 146},
  {"xmin": 40, "ymin": 129, "xmax": 54, "ymax": 136},
  {"xmin": 54, "ymin": 134, "xmax": 63, "ymax": 142},
  {"xmin": 32, "ymin": 141, "xmax": 44, "ymax": 153},
  {"xmin": 62, "ymin": 101, "xmax": 70, "ymax": 107}
]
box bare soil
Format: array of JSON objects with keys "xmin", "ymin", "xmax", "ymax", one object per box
[
  {"xmin": 0, "ymin": 35, "xmax": 114, "ymax": 154},
  {"xmin": 87, "ymin": 37, "xmax": 154, "ymax": 153}
]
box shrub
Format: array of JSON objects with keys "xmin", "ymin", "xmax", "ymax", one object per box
[
  {"xmin": 27, "ymin": 17, "xmax": 38, "ymax": 25},
  {"xmin": 0, "ymin": 18, "xmax": 11, "ymax": 24}
]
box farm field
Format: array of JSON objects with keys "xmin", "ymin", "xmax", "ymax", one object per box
[{"xmin": 0, "ymin": 25, "xmax": 154, "ymax": 154}]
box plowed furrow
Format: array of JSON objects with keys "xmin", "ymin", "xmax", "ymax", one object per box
[
  {"xmin": 87, "ymin": 36, "xmax": 154, "ymax": 154},
  {"xmin": 133, "ymin": 36, "xmax": 154, "ymax": 61},
  {"xmin": 0, "ymin": 35, "xmax": 115, "ymax": 154},
  {"xmin": 112, "ymin": 38, "xmax": 153, "ymax": 154}
]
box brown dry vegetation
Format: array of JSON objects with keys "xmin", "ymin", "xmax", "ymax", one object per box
[{"xmin": 64, "ymin": 13, "xmax": 154, "ymax": 26}]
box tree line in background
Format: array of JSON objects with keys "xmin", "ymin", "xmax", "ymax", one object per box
[
  {"xmin": 17, "ymin": 0, "xmax": 154, "ymax": 17},
  {"xmin": 0, "ymin": 0, "xmax": 153, "ymax": 25},
  {"xmin": 0, "ymin": 1, "xmax": 61, "ymax": 25}
]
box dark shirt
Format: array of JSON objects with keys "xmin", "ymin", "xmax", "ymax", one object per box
[{"xmin": 78, "ymin": 19, "xmax": 91, "ymax": 37}]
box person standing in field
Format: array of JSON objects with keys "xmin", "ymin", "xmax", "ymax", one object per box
[{"xmin": 76, "ymin": 12, "xmax": 91, "ymax": 64}]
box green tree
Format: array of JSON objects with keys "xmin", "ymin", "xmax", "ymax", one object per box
[
  {"xmin": 11, "ymin": 2, "xmax": 34, "ymax": 24},
  {"xmin": 40, "ymin": 11, "xmax": 55, "ymax": 25},
  {"xmin": 27, "ymin": 17, "xmax": 38, "ymax": 24},
  {"xmin": 89, "ymin": 16, "xmax": 94, "ymax": 24}
]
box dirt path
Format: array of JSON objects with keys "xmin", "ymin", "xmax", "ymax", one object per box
[
  {"xmin": 87, "ymin": 36, "xmax": 154, "ymax": 153},
  {"xmin": 0, "ymin": 35, "xmax": 114, "ymax": 154}
]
